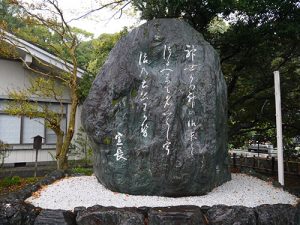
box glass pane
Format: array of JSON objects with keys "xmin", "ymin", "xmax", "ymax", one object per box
[
  {"xmin": 0, "ymin": 115, "xmax": 21, "ymax": 144},
  {"xmin": 46, "ymin": 117, "xmax": 67, "ymax": 144},
  {"xmin": 61, "ymin": 117, "xmax": 67, "ymax": 133},
  {"xmin": 0, "ymin": 100, "xmax": 6, "ymax": 111},
  {"xmin": 46, "ymin": 133, "xmax": 57, "ymax": 144},
  {"xmin": 22, "ymin": 117, "xmax": 44, "ymax": 144},
  {"xmin": 48, "ymin": 104, "xmax": 67, "ymax": 114}
]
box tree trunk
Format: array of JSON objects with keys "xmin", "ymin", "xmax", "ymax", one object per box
[
  {"xmin": 58, "ymin": 81, "xmax": 79, "ymax": 171},
  {"xmin": 55, "ymin": 131, "xmax": 66, "ymax": 170},
  {"xmin": 58, "ymin": 152, "xmax": 68, "ymax": 170}
]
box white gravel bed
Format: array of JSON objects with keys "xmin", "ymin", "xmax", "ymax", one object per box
[{"xmin": 25, "ymin": 174, "xmax": 299, "ymax": 210}]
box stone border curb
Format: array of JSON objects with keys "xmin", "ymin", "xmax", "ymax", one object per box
[{"xmin": 0, "ymin": 171, "xmax": 299, "ymax": 225}]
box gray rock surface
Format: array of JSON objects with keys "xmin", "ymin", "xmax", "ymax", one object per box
[
  {"xmin": 206, "ymin": 205, "xmax": 257, "ymax": 225},
  {"xmin": 76, "ymin": 205, "xmax": 145, "ymax": 225},
  {"xmin": 254, "ymin": 204, "xmax": 299, "ymax": 225},
  {"xmin": 82, "ymin": 18, "xmax": 231, "ymax": 196},
  {"xmin": 206, "ymin": 204, "xmax": 300, "ymax": 225},
  {"xmin": 148, "ymin": 206, "xmax": 205, "ymax": 225},
  {"xmin": 34, "ymin": 209, "xmax": 75, "ymax": 225},
  {"xmin": 0, "ymin": 202, "xmax": 40, "ymax": 225}
]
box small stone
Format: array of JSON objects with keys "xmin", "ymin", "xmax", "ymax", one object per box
[{"xmin": 73, "ymin": 206, "xmax": 86, "ymax": 216}]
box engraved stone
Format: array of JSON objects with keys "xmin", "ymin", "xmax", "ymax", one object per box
[{"xmin": 81, "ymin": 18, "xmax": 231, "ymax": 196}]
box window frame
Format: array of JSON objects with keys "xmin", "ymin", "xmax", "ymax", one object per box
[
  {"xmin": 0, "ymin": 112, "xmax": 22, "ymax": 144},
  {"xmin": 0, "ymin": 99, "xmax": 68, "ymax": 145}
]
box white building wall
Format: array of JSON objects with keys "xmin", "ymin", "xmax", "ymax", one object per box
[
  {"xmin": 0, "ymin": 59, "xmax": 28, "ymax": 97},
  {"xmin": 0, "ymin": 59, "xmax": 71, "ymax": 101},
  {"xmin": 4, "ymin": 148, "xmax": 56, "ymax": 164},
  {"xmin": 0, "ymin": 58, "xmax": 83, "ymax": 165},
  {"xmin": 74, "ymin": 104, "xmax": 83, "ymax": 134}
]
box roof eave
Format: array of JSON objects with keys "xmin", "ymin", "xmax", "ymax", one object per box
[{"xmin": 1, "ymin": 29, "xmax": 86, "ymax": 78}]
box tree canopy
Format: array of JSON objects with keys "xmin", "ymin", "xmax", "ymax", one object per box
[
  {"xmin": 0, "ymin": 0, "xmax": 85, "ymax": 170},
  {"xmin": 0, "ymin": 0, "xmax": 129, "ymax": 169},
  {"xmin": 1, "ymin": 0, "xmax": 299, "ymax": 149},
  {"xmin": 131, "ymin": 0, "xmax": 300, "ymax": 147},
  {"xmin": 77, "ymin": 28, "xmax": 128, "ymax": 101}
]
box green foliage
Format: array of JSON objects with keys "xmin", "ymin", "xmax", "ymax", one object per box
[
  {"xmin": 219, "ymin": 0, "xmax": 300, "ymax": 147},
  {"xmin": 284, "ymin": 138, "xmax": 299, "ymax": 160},
  {"xmin": 25, "ymin": 177, "xmax": 39, "ymax": 183},
  {"xmin": 0, "ymin": 176, "xmax": 39, "ymax": 192},
  {"xmin": 0, "ymin": 0, "xmax": 24, "ymax": 30},
  {"xmin": 0, "ymin": 0, "xmax": 23, "ymax": 58},
  {"xmin": 77, "ymin": 73, "xmax": 95, "ymax": 103},
  {"xmin": 77, "ymin": 28, "xmax": 128, "ymax": 74},
  {"xmin": 0, "ymin": 0, "xmax": 85, "ymax": 170},
  {"xmin": 70, "ymin": 127, "xmax": 93, "ymax": 166},
  {"xmin": 112, "ymin": 98, "xmax": 121, "ymax": 106},
  {"xmin": 76, "ymin": 41, "xmax": 95, "ymax": 69},
  {"xmin": 0, "ymin": 0, "xmax": 92, "ymax": 67},
  {"xmin": 5, "ymin": 77, "xmax": 64, "ymax": 134},
  {"xmin": 1, "ymin": 176, "xmax": 21, "ymax": 187},
  {"xmin": 71, "ymin": 167, "xmax": 93, "ymax": 176},
  {"xmin": 2, "ymin": 0, "xmax": 299, "ymax": 150},
  {"xmin": 78, "ymin": 29, "xmax": 128, "ymax": 102},
  {"xmin": 133, "ymin": 0, "xmax": 300, "ymax": 147},
  {"xmin": 103, "ymin": 136, "xmax": 112, "ymax": 145},
  {"xmin": 0, "ymin": 140, "xmax": 10, "ymax": 168},
  {"xmin": 87, "ymin": 29, "xmax": 128, "ymax": 74},
  {"xmin": 132, "ymin": 0, "xmax": 233, "ymax": 32},
  {"xmin": 0, "ymin": 140, "xmax": 9, "ymax": 151},
  {"xmin": 130, "ymin": 88, "xmax": 138, "ymax": 98},
  {"xmin": 207, "ymin": 17, "xmax": 228, "ymax": 35}
]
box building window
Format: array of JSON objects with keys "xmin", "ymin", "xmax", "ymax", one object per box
[
  {"xmin": 22, "ymin": 117, "xmax": 44, "ymax": 144},
  {"xmin": 0, "ymin": 100, "xmax": 68, "ymax": 145},
  {"xmin": 45, "ymin": 116, "xmax": 67, "ymax": 144},
  {"xmin": 45, "ymin": 104, "xmax": 67, "ymax": 144},
  {"xmin": 0, "ymin": 114, "xmax": 21, "ymax": 144}
]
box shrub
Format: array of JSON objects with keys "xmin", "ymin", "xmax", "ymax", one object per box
[
  {"xmin": 1, "ymin": 176, "xmax": 21, "ymax": 187},
  {"xmin": 71, "ymin": 167, "xmax": 93, "ymax": 176},
  {"xmin": 0, "ymin": 140, "xmax": 10, "ymax": 168},
  {"xmin": 25, "ymin": 177, "xmax": 39, "ymax": 183}
]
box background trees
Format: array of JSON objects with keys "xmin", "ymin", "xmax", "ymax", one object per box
[
  {"xmin": 77, "ymin": 29, "xmax": 128, "ymax": 101},
  {"xmin": 0, "ymin": 0, "xmax": 128, "ymax": 169},
  {"xmin": 1, "ymin": 0, "xmax": 299, "ymax": 153},
  {"xmin": 0, "ymin": 0, "xmax": 84, "ymax": 170},
  {"xmin": 131, "ymin": 0, "xmax": 300, "ymax": 147}
]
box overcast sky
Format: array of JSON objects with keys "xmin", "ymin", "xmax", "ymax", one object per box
[
  {"xmin": 55, "ymin": 0, "xmax": 141, "ymax": 37},
  {"xmin": 24, "ymin": 0, "xmax": 141, "ymax": 37}
]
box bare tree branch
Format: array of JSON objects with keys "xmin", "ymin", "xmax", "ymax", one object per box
[{"xmin": 67, "ymin": 0, "xmax": 131, "ymax": 23}]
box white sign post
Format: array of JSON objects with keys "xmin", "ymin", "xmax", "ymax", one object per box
[{"xmin": 274, "ymin": 71, "xmax": 284, "ymax": 186}]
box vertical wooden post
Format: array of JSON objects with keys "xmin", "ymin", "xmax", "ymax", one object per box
[
  {"xmin": 274, "ymin": 71, "xmax": 284, "ymax": 185},
  {"xmin": 34, "ymin": 148, "xmax": 38, "ymax": 178},
  {"xmin": 272, "ymin": 157, "xmax": 275, "ymax": 174},
  {"xmin": 233, "ymin": 153, "xmax": 237, "ymax": 169},
  {"xmin": 33, "ymin": 135, "xmax": 43, "ymax": 178},
  {"xmin": 257, "ymin": 142, "xmax": 260, "ymax": 168}
]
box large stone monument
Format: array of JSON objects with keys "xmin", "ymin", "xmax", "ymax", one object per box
[{"xmin": 82, "ymin": 18, "xmax": 231, "ymax": 196}]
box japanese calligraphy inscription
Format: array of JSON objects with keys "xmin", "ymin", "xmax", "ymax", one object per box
[{"xmin": 82, "ymin": 18, "xmax": 231, "ymax": 197}]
